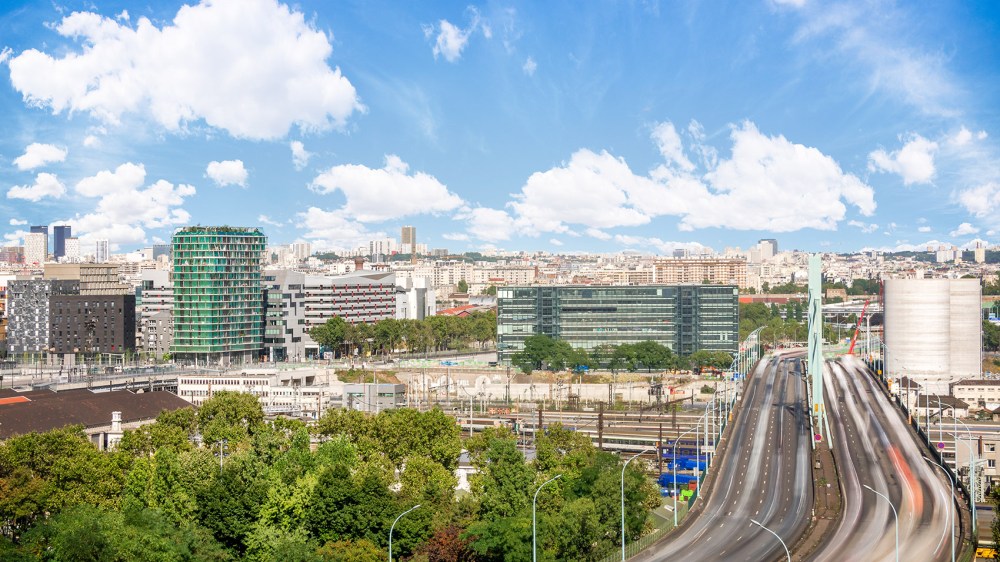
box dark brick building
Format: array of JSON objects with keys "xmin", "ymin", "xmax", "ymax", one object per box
[{"xmin": 49, "ymin": 295, "xmax": 136, "ymax": 354}]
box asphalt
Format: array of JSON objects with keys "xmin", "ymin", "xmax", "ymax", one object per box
[
  {"xmin": 640, "ymin": 354, "xmax": 813, "ymax": 561},
  {"xmin": 807, "ymin": 356, "xmax": 955, "ymax": 562}
]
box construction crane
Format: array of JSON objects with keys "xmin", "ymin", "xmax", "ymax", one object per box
[{"xmin": 847, "ymin": 299, "xmax": 871, "ymax": 355}]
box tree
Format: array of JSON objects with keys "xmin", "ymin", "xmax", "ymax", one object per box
[
  {"xmin": 457, "ymin": 279, "xmax": 469, "ymax": 294},
  {"xmin": 483, "ymin": 285, "xmax": 497, "ymax": 296},
  {"xmin": 198, "ymin": 391, "xmax": 265, "ymax": 447},
  {"xmin": 310, "ymin": 317, "xmax": 349, "ymax": 357},
  {"xmin": 985, "ymin": 320, "xmax": 1000, "ymax": 352}
]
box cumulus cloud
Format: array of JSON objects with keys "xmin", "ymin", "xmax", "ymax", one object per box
[
  {"xmin": 9, "ymin": 218, "xmax": 27, "ymax": 226},
  {"xmin": 503, "ymin": 120, "xmax": 874, "ymax": 239},
  {"xmin": 297, "ymin": 206, "xmax": 378, "ymax": 252},
  {"xmin": 918, "ymin": 226, "xmax": 932, "ymax": 233},
  {"xmin": 310, "ymin": 155, "xmax": 463, "ymax": 222},
  {"xmin": 13, "ymin": 143, "xmax": 68, "ymax": 170},
  {"xmin": 958, "ymin": 182, "xmax": 1000, "ymax": 217},
  {"xmin": 7, "ymin": 0, "xmax": 363, "ymax": 140},
  {"xmin": 7, "ymin": 173, "xmax": 66, "ymax": 201},
  {"xmin": 949, "ymin": 222, "xmax": 979, "ymax": 237},
  {"xmin": 522, "ymin": 57, "xmax": 537, "ymax": 76},
  {"xmin": 206, "ymin": 160, "xmax": 248, "ymax": 187},
  {"xmin": 585, "ymin": 228, "xmax": 612, "ymax": 240},
  {"xmin": 868, "ymin": 134, "xmax": 938, "ymax": 185},
  {"xmin": 442, "ymin": 232, "xmax": 470, "ymax": 242},
  {"xmin": 290, "ymin": 141, "xmax": 312, "ymax": 170},
  {"xmin": 82, "ymin": 135, "xmax": 101, "ymax": 148},
  {"xmin": 549, "ymin": 238, "xmax": 564, "ymax": 247},
  {"xmin": 69, "ymin": 162, "xmax": 195, "ymax": 246},
  {"xmin": 613, "ymin": 235, "xmax": 710, "ymax": 255},
  {"xmin": 258, "ymin": 214, "xmax": 282, "ymax": 227},
  {"xmin": 457, "ymin": 207, "xmax": 517, "ymax": 242},
  {"xmin": 425, "ymin": 8, "xmax": 486, "ymax": 63}
]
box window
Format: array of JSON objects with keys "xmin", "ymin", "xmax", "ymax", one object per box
[{"xmin": 989, "ymin": 459, "xmax": 996, "ymax": 469}]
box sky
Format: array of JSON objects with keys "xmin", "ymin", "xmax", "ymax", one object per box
[{"xmin": 0, "ymin": 0, "xmax": 998, "ymax": 256}]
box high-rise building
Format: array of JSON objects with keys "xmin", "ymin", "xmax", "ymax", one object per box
[
  {"xmin": 24, "ymin": 232, "xmax": 47, "ymax": 265},
  {"xmin": 400, "ymin": 225, "xmax": 416, "ymax": 256},
  {"xmin": 291, "ymin": 242, "xmax": 311, "ymax": 261},
  {"xmin": 63, "ymin": 237, "xmax": 80, "ymax": 261},
  {"xmin": 497, "ymin": 284, "xmax": 739, "ymax": 364},
  {"xmin": 30, "ymin": 225, "xmax": 48, "ymax": 258},
  {"xmin": 757, "ymin": 239, "xmax": 778, "ymax": 260},
  {"xmin": 95, "ymin": 239, "xmax": 110, "ymax": 263},
  {"xmin": 53, "ymin": 225, "xmax": 71, "ymax": 259},
  {"xmin": 170, "ymin": 226, "xmax": 267, "ymax": 364}
]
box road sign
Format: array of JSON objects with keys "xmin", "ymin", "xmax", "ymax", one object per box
[
  {"xmin": 938, "ymin": 442, "xmax": 945, "ymax": 450},
  {"xmin": 814, "ymin": 434, "xmax": 822, "ymax": 442}
]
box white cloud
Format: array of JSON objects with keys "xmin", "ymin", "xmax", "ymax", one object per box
[
  {"xmin": 958, "ymin": 182, "xmax": 1000, "ymax": 217},
  {"xmin": 69, "ymin": 162, "xmax": 195, "ymax": 246},
  {"xmin": 442, "ymin": 232, "xmax": 470, "ymax": 242},
  {"xmin": 651, "ymin": 122, "xmax": 695, "ymax": 172},
  {"xmin": 310, "ymin": 155, "xmax": 464, "ymax": 222},
  {"xmin": 458, "ymin": 207, "xmax": 517, "ymax": 242},
  {"xmin": 206, "ymin": 159, "xmax": 248, "ymax": 187},
  {"xmin": 9, "ymin": 218, "xmax": 27, "ymax": 226},
  {"xmin": 430, "ymin": 20, "xmax": 472, "ymax": 62},
  {"xmin": 949, "ymin": 222, "xmax": 979, "ymax": 237},
  {"xmin": 13, "ymin": 143, "xmax": 68, "ymax": 170},
  {"xmin": 613, "ymin": 235, "xmax": 710, "ymax": 255},
  {"xmin": 949, "ymin": 126, "xmax": 989, "ymax": 147},
  {"xmin": 506, "ymin": 120, "xmax": 873, "ymax": 236},
  {"xmin": 868, "ymin": 134, "xmax": 938, "ymax": 185},
  {"xmin": 848, "ymin": 220, "xmax": 879, "ymax": 234},
  {"xmin": 297, "ymin": 206, "xmax": 378, "ymax": 252},
  {"xmin": 82, "ymin": 135, "xmax": 101, "ymax": 148},
  {"xmin": 918, "ymin": 226, "xmax": 931, "ymax": 233},
  {"xmin": 290, "ymin": 141, "xmax": 312, "ymax": 170},
  {"xmin": 258, "ymin": 214, "xmax": 282, "ymax": 227},
  {"xmin": 7, "ymin": 0, "xmax": 363, "ymax": 140},
  {"xmin": 522, "ymin": 57, "xmax": 537, "ymax": 76},
  {"xmin": 0, "ymin": 47, "xmax": 11, "ymax": 65},
  {"xmin": 549, "ymin": 238, "xmax": 563, "ymax": 247},
  {"xmin": 585, "ymin": 228, "xmax": 611, "ymax": 240},
  {"xmin": 773, "ymin": 0, "xmax": 806, "ymax": 6},
  {"xmin": 7, "ymin": 173, "xmax": 66, "ymax": 201}
]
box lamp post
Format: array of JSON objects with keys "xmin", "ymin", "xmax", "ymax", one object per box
[
  {"xmin": 622, "ymin": 448, "xmax": 653, "ymax": 561},
  {"xmin": 389, "ymin": 504, "xmax": 421, "ymax": 562},
  {"xmin": 863, "ymin": 484, "xmax": 898, "ymax": 562},
  {"xmin": 954, "ymin": 419, "xmax": 979, "ymax": 536},
  {"xmin": 749, "ymin": 518, "xmax": 790, "ymax": 562},
  {"xmin": 924, "ymin": 456, "xmax": 955, "ymax": 562},
  {"xmin": 673, "ymin": 424, "xmax": 699, "ymax": 527},
  {"xmin": 533, "ymin": 474, "xmax": 562, "ymax": 562}
]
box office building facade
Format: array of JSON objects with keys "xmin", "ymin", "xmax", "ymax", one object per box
[
  {"xmin": 53, "ymin": 225, "xmax": 71, "ymax": 259},
  {"xmin": 95, "ymin": 239, "xmax": 109, "ymax": 263},
  {"xmin": 497, "ymin": 284, "xmax": 739, "ymax": 364},
  {"xmin": 49, "ymin": 294, "xmax": 136, "ymax": 354},
  {"xmin": 171, "ymin": 226, "xmax": 267, "ymax": 363},
  {"xmin": 24, "ymin": 232, "xmax": 47, "ymax": 266}
]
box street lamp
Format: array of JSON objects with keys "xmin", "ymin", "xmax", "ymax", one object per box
[
  {"xmin": 389, "ymin": 503, "xmax": 421, "ymax": 562},
  {"xmin": 923, "ymin": 456, "xmax": 955, "ymax": 562},
  {"xmin": 672, "ymin": 424, "xmax": 699, "ymax": 527},
  {"xmin": 749, "ymin": 518, "xmax": 790, "ymax": 562},
  {"xmin": 533, "ymin": 474, "xmax": 562, "ymax": 562},
  {"xmin": 622, "ymin": 448, "xmax": 653, "ymax": 561},
  {"xmin": 863, "ymin": 484, "xmax": 898, "ymax": 562}
]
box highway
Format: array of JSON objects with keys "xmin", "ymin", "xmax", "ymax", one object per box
[
  {"xmin": 808, "ymin": 355, "xmax": 955, "ymax": 562},
  {"xmin": 645, "ymin": 353, "xmax": 813, "ymax": 561}
]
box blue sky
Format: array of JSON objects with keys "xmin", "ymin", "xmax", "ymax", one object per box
[{"xmin": 1, "ymin": 0, "xmax": 998, "ymax": 255}]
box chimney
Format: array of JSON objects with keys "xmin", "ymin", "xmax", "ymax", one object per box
[
  {"xmin": 354, "ymin": 256, "xmax": 365, "ymax": 271},
  {"xmin": 111, "ymin": 411, "xmax": 122, "ymax": 433}
]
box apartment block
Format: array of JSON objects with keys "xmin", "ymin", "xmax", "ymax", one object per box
[
  {"xmin": 49, "ymin": 294, "xmax": 136, "ymax": 354},
  {"xmin": 6, "ymin": 280, "xmax": 80, "ymax": 353},
  {"xmin": 652, "ymin": 258, "xmax": 748, "ymax": 288},
  {"xmin": 44, "ymin": 263, "xmax": 130, "ymax": 295}
]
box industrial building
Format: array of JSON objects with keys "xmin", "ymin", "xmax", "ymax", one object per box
[
  {"xmin": 884, "ymin": 278, "xmax": 981, "ymax": 395},
  {"xmin": 496, "ymin": 284, "xmax": 739, "ymax": 364},
  {"xmin": 170, "ymin": 226, "xmax": 267, "ymax": 364}
]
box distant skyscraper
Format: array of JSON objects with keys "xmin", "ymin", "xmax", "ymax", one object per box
[
  {"xmin": 757, "ymin": 239, "xmax": 778, "ymax": 260},
  {"xmin": 401, "ymin": 225, "xmax": 416, "ymax": 253},
  {"xmin": 30, "ymin": 225, "xmax": 48, "ymax": 259},
  {"xmin": 64, "ymin": 237, "xmax": 80, "ymax": 261},
  {"xmin": 53, "ymin": 225, "xmax": 71, "ymax": 259},
  {"xmin": 95, "ymin": 239, "xmax": 109, "ymax": 263},
  {"xmin": 24, "ymin": 232, "xmax": 46, "ymax": 265}
]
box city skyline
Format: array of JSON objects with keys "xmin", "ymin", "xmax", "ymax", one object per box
[{"xmin": 1, "ymin": 0, "xmax": 998, "ymax": 256}]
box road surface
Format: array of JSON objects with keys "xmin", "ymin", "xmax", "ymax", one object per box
[
  {"xmin": 645, "ymin": 353, "xmax": 813, "ymax": 561},
  {"xmin": 808, "ymin": 355, "xmax": 955, "ymax": 561}
]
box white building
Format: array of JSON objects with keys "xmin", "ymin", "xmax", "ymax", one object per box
[
  {"xmin": 177, "ymin": 369, "xmax": 342, "ymax": 419},
  {"xmin": 396, "ymin": 276, "xmax": 436, "ymax": 320},
  {"xmin": 95, "ymin": 239, "xmax": 110, "ymax": 263},
  {"xmin": 24, "ymin": 232, "xmax": 46, "ymax": 265},
  {"xmin": 63, "ymin": 237, "xmax": 80, "ymax": 262}
]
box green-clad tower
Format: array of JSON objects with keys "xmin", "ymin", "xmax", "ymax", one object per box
[{"xmin": 170, "ymin": 226, "xmax": 267, "ymax": 365}]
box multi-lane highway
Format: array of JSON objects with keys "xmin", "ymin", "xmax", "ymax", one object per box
[
  {"xmin": 646, "ymin": 353, "xmax": 813, "ymax": 561},
  {"xmin": 809, "ymin": 355, "xmax": 955, "ymax": 561}
]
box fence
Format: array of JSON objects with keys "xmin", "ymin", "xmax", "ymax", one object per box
[{"xmin": 596, "ymin": 510, "xmax": 678, "ymax": 562}]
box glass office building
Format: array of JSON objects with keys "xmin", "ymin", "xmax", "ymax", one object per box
[
  {"xmin": 496, "ymin": 285, "xmax": 739, "ymax": 364},
  {"xmin": 171, "ymin": 226, "xmax": 267, "ymax": 363}
]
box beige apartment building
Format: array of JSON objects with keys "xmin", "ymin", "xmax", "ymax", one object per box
[{"xmin": 652, "ymin": 258, "xmax": 749, "ymax": 288}]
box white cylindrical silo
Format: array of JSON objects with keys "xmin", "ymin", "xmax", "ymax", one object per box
[
  {"xmin": 884, "ymin": 279, "xmax": 951, "ymax": 383},
  {"xmin": 949, "ymin": 278, "xmax": 982, "ymax": 379}
]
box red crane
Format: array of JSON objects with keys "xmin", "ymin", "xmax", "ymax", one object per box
[{"xmin": 847, "ymin": 299, "xmax": 871, "ymax": 355}]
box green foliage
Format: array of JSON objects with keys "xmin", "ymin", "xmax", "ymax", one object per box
[
  {"xmin": 310, "ymin": 316, "xmax": 349, "ymax": 357},
  {"xmin": 985, "ymin": 320, "xmax": 1000, "ymax": 352},
  {"xmin": 198, "ymin": 391, "xmax": 265, "ymax": 446},
  {"xmin": 457, "ymin": 279, "xmax": 469, "ymax": 293}
]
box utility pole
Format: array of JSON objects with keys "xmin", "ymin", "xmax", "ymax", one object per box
[
  {"xmin": 598, "ymin": 402, "xmax": 605, "ymax": 450},
  {"xmin": 658, "ymin": 422, "xmax": 664, "ymax": 476}
]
